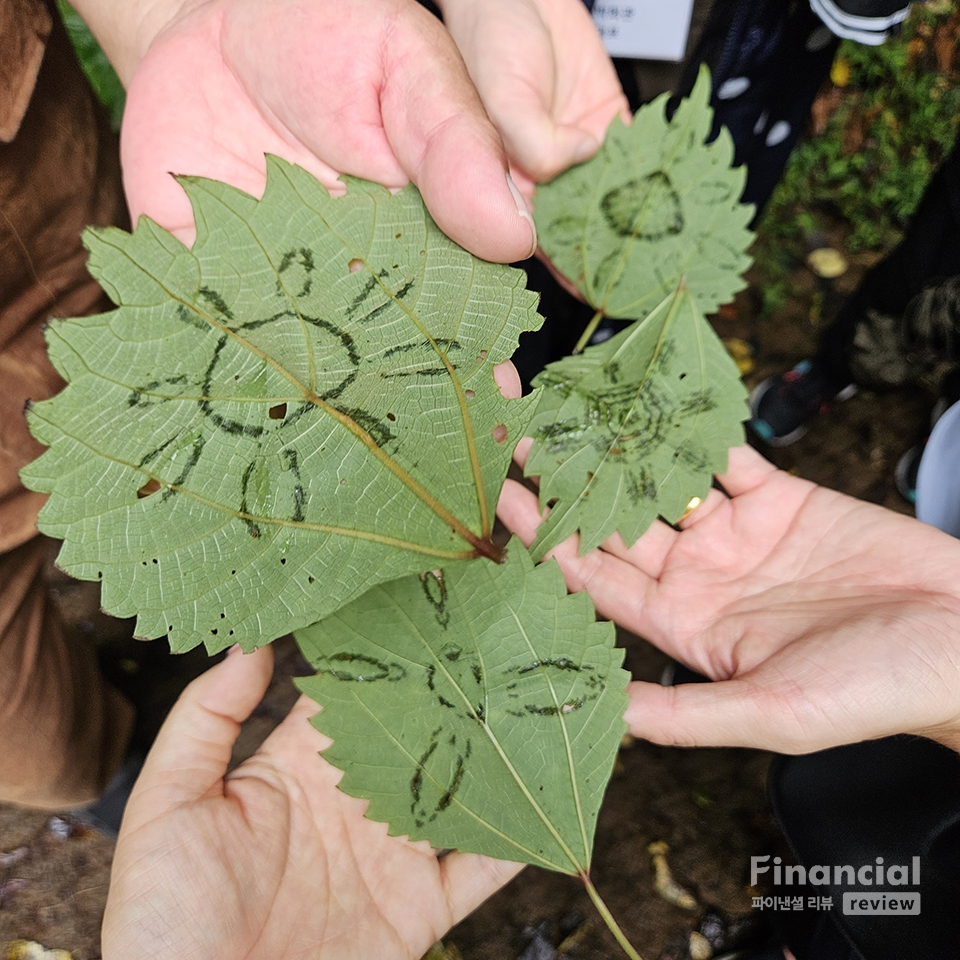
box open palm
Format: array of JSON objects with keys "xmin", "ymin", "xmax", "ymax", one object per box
[
  {"xmin": 118, "ymin": 0, "xmax": 535, "ymax": 261},
  {"xmin": 499, "ymin": 444, "xmax": 960, "ymax": 754},
  {"xmin": 102, "ymin": 647, "xmax": 520, "ymax": 960}
]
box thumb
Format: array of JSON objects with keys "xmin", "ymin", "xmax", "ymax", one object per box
[
  {"xmin": 379, "ymin": 15, "xmax": 537, "ymax": 263},
  {"xmin": 624, "ymin": 678, "xmax": 827, "ymax": 755},
  {"xmin": 126, "ymin": 645, "xmax": 275, "ymax": 816},
  {"xmin": 413, "ymin": 124, "xmax": 538, "ymax": 263},
  {"xmin": 497, "ymin": 109, "xmax": 600, "ymax": 183}
]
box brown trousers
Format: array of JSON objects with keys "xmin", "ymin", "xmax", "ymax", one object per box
[{"xmin": 0, "ymin": 0, "xmax": 133, "ymax": 807}]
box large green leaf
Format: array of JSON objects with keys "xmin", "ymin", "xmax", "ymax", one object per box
[
  {"xmin": 296, "ymin": 539, "xmax": 628, "ymax": 873},
  {"xmin": 22, "ymin": 160, "xmax": 542, "ymax": 652},
  {"xmin": 526, "ymin": 287, "xmax": 748, "ymax": 557},
  {"xmin": 534, "ymin": 66, "xmax": 754, "ymax": 321}
]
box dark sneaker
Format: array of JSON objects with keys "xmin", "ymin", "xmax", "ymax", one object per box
[{"xmin": 749, "ymin": 360, "xmax": 856, "ymax": 446}]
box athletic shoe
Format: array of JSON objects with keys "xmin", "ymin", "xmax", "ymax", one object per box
[{"xmin": 749, "ymin": 360, "xmax": 856, "ymax": 446}]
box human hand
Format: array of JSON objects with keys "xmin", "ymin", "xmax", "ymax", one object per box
[
  {"xmin": 498, "ymin": 444, "xmax": 960, "ymax": 755},
  {"xmin": 73, "ymin": 0, "xmax": 536, "ymax": 259},
  {"xmin": 101, "ymin": 645, "xmax": 521, "ymax": 960},
  {"xmin": 439, "ymin": 0, "xmax": 629, "ymax": 194}
]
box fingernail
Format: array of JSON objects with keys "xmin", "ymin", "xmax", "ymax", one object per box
[
  {"xmin": 506, "ymin": 173, "xmax": 537, "ymax": 260},
  {"xmin": 573, "ymin": 136, "xmax": 600, "ymax": 165}
]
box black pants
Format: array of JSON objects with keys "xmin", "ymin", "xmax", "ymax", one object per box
[{"xmin": 769, "ymin": 736, "xmax": 960, "ymax": 960}]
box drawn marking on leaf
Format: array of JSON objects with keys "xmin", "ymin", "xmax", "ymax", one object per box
[
  {"xmin": 600, "ymin": 171, "xmax": 684, "ymax": 239},
  {"xmin": 239, "ymin": 460, "xmax": 262, "ymax": 539},
  {"xmin": 382, "ymin": 338, "xmax": 463, "ymax": 360},
  {"xmin": 420, "ymin": 572, "xmax": 450, "ymax": 629},
  {"xmin": 197, "ymin": 336, "xmax": 263, "ymax": 438},
  {"xmin": 319, "ymin": 652, "xmax": 408, "ymax": 683},
  {"xmin": 198, "ymin": 286, "xmax": 234, "ymax": 320},
  {"xmin": 354, "ymin": 243, "xmax": 491, "ymax": 539},
  {"xmin": 295, "ymin": 543, "xmax": 628, "ymax": 874},
  {"xmin": 345, "ymin": 270, "xmax": 386, "ymax": 318},
  {"xmin": 381, "ymin": 366, "xmax": 452, "ymax": 379},
  {"xmin": 282, "ymin": 448, "xmax": 306, "ymax": 522},
  {"xmin": 277, "ymin": 246, "xmax": 316, "ymax": 297},
  {"xmin": 593, "ymin": 106, "xmax": 701, "ymax": 314},
  {"xmin": 206, "ymin": 176, "xmax": 501, "ymax": 551},
  {"xmin": 137, "ymin": 434, "xmax": 179, "ymax": 467},
  {"xmin": 523, "ymin": 698, "xmax": 588, "ymax": 716},
  {"xmin": 127, "ymin": 374, "xmax": 190, "ymax": 409},
  {"xmin": 161, "ymin": 433, "xmax": 205, "ymax": 502},
  {"xmin": 135, "ymin": 279, "xmax": 498, "ymax": 557},
  {"xmin": 176, "ymin": 174, "xmax": 499, "ymax": 555}
]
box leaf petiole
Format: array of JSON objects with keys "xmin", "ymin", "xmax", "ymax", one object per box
[
  {"xmin": 580, "ymin": 870, "xmax": 646, "ymax": 960},
  {"xmin": 572, "ymin": 308, "xmax": 606, "ymax": 355}
]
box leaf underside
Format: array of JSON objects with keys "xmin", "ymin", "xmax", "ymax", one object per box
[
  {"xmin": 534, "ymin": 66, "xmax": 755, "ymax": 321},
  {"xmin": 296, "ymin": 539, "xmax": 628, "ymax": 873},
  {"xmin": 527, "ymin": 287, "xmax": 748, "ymax": 557},
  {"xmin": 22, "ymin": 160, "xmax": 542, "ymax": 652}
]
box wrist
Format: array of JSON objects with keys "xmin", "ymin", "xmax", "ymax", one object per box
[{"xmin": 70, "ymin": 0, "xmax": 209, "ymax": 86}]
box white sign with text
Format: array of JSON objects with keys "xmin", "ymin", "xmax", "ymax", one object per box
[{"xmin": 591, "ymin": 1, "xmax": 695, "ymax": 61}]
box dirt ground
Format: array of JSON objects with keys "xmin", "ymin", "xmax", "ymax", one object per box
[{"xmin": 0, "ymin": 249, "xmax": 936, "ymax": 959}]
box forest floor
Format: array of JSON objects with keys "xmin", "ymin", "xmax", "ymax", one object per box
[{"xmin": 0, "ymin": 238, "xmax": 936, "ymax": 959}]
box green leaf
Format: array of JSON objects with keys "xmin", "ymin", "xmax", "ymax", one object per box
[
  {"xmin": 295, "ymin": 539, "xmax": 628, "ymax": 873},
  {"xmin": 526, "ymin": 286, "xmax": 747, "ymax": 557},
  {"xmin": 534, "ymin": 66, "xmax": 754, "ymax": 320},
  {"xmin": 22, "ymin": 159, "xmax": 542, "ymax": 653}
]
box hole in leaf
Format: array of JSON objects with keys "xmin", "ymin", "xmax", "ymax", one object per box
[
  {"xmin": 492, "ymin": 424, "xmax": 508, "ymax": 444},
  {"xmin": 679, "ymin": 372, "xmax": 687, "ymax": 380},
  {"xmin": 269, "ymin": 403, "xmax": 287, "ymax": 420},
  {"xmin": 348, "ymin": 258, "xmax": 364, "ymax": 273},
  {"xmin": 386, "ymin": 412, "xmax": 396, "ymax": 421},
  {"xmin": 152, "ymin": 559, "xmax": 158, "ymax": 564},
  {"xmin": 220, "ymin": 612, "xmax": 225, "ymax": 619},
  {"xmin": 229, "ymin": 630, "xmax": 234, "ymax": 636},
  {"xmin": 308, "ymin": 575, "xmax": 315, "ymax": 584},
  {"xmin": 464, "ymin": 389, "xmax": 475, "ymax": 398},
  {"xmin": 478, "ymin": 350, "xmax": 488, "ymax": 362},
  {"xmin": 280, "ymin": 557, "xmax": 286, "ymax": 565},
  {"xmin": 137, "ymin": 478, "xmax": 161, "ymax": 498},
  {"xmin": 231, "ymin": 570, "xmax": 236, "ymax": 575},
  {"xmin": 211, "ymin": 628, "xmax": 218, "ymax": 635}
]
